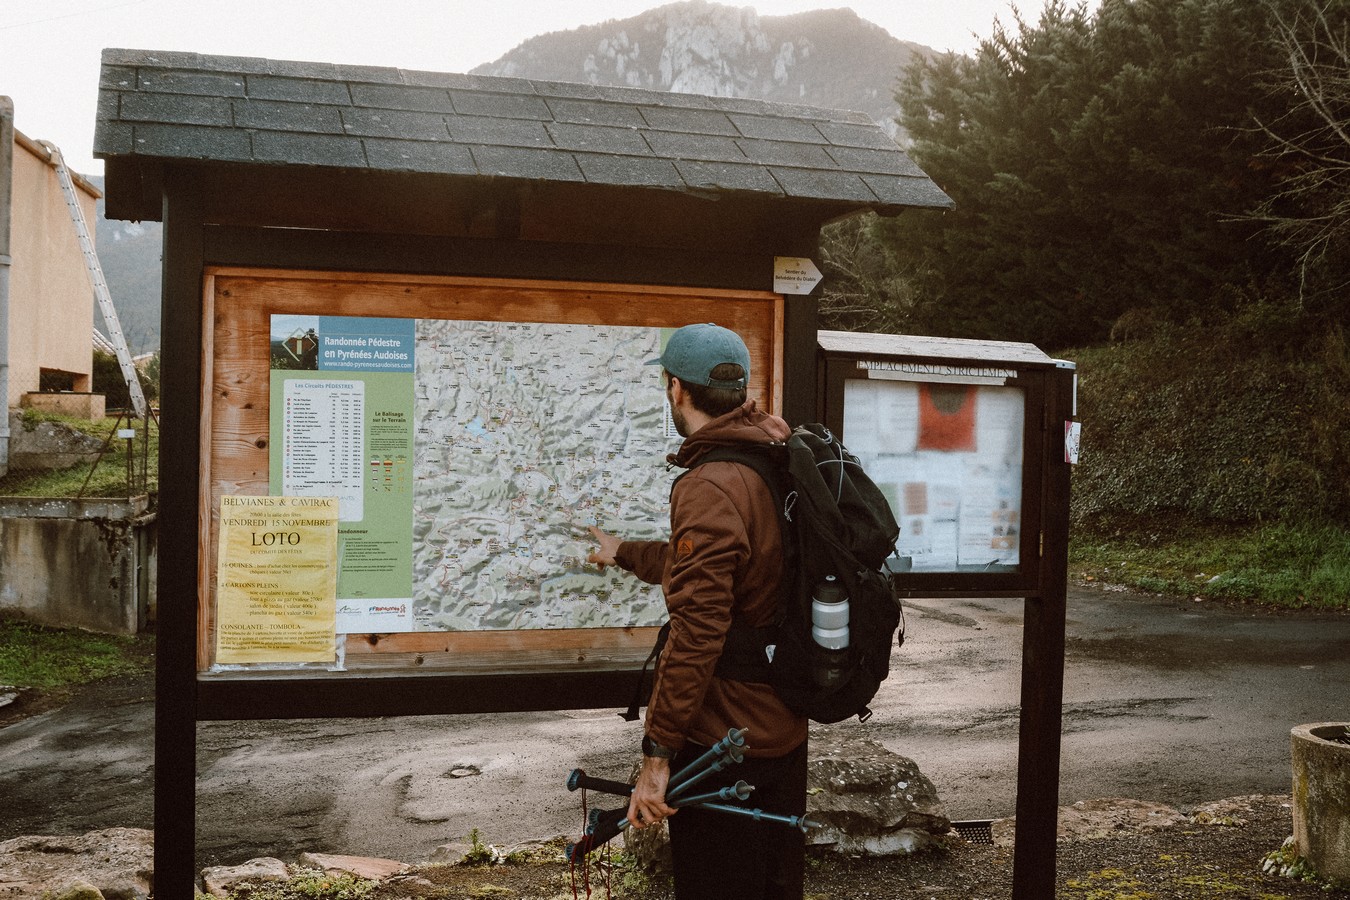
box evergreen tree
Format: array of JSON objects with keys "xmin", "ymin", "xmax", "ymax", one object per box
[{"xmin": 883, "ymin": 0, "xmax": 1300, "ymax": 350}]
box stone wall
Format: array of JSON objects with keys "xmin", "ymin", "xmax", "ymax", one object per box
[
  {"xmin": 6, "ymin": 410, "xmax": 105, "ymax": 470},
  {"xmin": 0, "ymin": 495, "xmax": 156, "ymax": 633}
]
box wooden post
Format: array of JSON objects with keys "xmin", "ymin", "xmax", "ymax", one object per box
[
  {"xmin": 154, "ymin": 168, "xmax": 205, "ymax": 894},
  {"xmin": 1011, "ymin": 363, "xmax": 1076, "ymax": 898}
]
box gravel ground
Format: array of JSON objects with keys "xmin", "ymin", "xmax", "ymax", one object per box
[{"xmin": 338, "ymin": 795, "xmax": 1345, "ymax": 899}]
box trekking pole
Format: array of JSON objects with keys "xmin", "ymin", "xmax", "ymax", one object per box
[
  {"xmin": 664, "ymin": 745, "xmax": 744, "ymax": 802},
  {"xmin": 566, "ymin": 805, "xmax": 629, "ymax": 861},
  {"xmin": 669, "ymin": 780, "xmax": 753, "ymax": 808},
  {"xmin": 565, "ymin": 727, "xmax": 751, "ymax": 862},
  {"xmin": 580, "ymin": 752, "xmax": 753, "ymax": 844},
  {"xmin": 586, "ymin": 805, "xmax": 628, "ymax": 835},
  {"xmin": 694, "ymin": 802, "xmax": 821, "ymax": 833},
  {"xmin": 566, "ymin": 769, "xmax": 633, "ymax": 797},
  {"xmin": 666, "ymin": 727, "xmax": 748, "ymax": 798},
  {"xmin": 565, "ymin": 759, "xmax": 752, "ymax": 808},
  {"xmin": 570, "ymin": 789, "xmax": 815, "ymax": 862},
  {"xmin": 568, "ymin": 727, "xmax": 747, "ymax": 799},
  {"xmin": 583, "ymin": 779, "xmax": 753, "ymax": 831}
]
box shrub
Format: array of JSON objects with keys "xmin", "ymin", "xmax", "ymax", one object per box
[{"xmin": 1070, "ymin": 301, "xmax": 1350, "ymax": 528}]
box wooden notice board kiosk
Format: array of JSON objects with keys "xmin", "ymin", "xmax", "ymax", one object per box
[
  {"xmin": 819, "ymin": 330, "xmax": 1079, "ymax": 898},
  {"xmin": 95, "ymin": 48, "xmax": 1065, "ymax": 896}
]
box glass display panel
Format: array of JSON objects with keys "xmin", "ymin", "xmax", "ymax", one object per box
[
  {"xmin": 843, "ymin": 378, "xmax": 1025, "ymax": 573},
  {"xmin": 197, "ymin": 268, "xmax": 782, "ymax": 676}
]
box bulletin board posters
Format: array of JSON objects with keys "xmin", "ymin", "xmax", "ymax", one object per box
[
  {"xmin": 843, "ymin": 378, "xmax": 1025, "ymax": 573},
  {"xmin": 201, "ymin": 269, "xmax": 783, "ymax": 676},
  {"xmin": 214, "ymin": 495, "xmax": 340, "ymax": 663},
  {"xmin": 268, "ymin": 315, "xmax": 418, "ymax": 634}
]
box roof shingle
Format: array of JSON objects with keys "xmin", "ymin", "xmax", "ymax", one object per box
[{"xmin": 93, "ymin": 48, "xmax": 953, "ymax": 213}]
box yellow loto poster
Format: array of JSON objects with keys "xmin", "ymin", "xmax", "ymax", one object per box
[{"xmin": 215, "ymin": 495, "xmax": 340, "ymax": 664}]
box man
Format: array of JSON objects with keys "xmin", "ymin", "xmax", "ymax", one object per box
[{"xmin": 588, "ymin": 323, "xmax": 808, "ymax": 899}]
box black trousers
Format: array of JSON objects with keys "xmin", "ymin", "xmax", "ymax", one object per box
[{"xmin": 667, "ymin": 738, "xmax": 807, "ymax": 900}]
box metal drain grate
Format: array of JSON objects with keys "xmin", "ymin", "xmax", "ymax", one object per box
[{"xmin": 952, "ymin": 820, "xmax": 994, "ymax": 844}]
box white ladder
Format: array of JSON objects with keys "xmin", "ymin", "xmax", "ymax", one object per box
[{"xmin": 41, "ymin": 141, "xmax": 147, "ymax": 420}]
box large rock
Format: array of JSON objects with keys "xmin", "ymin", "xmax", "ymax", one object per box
[
  {"xmin": 296, "ymin": 853, "xmax": 406, "ymax": 880},
  {"xmin": 806, "ymin": 731, "xmax": 951, "ymax": 856},
  {"xmin": 199, "ymin": 857, "xmax": 289, "ymax": 897},
  {"xmin": 6, "ymin": 411, "xmax": 103, "ymax": 470},
  {"xmin": 44, "ymin": 881, "xmax": 104, "ymax": 900},
  {"xmin": 0, "ymin": 828, "xmax": 152, "ymax": 899}
]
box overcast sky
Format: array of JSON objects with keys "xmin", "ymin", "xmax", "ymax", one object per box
[{"xmin": 1, "ymin": 0, "xmax": 1092, "ymax": 175}]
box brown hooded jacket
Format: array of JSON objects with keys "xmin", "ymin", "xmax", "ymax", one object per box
[{"xmin": 615, "ymin": 400, "xmax": 809, "ymax": 757}]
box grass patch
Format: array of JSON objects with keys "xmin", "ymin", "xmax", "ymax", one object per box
[
  {"xmin": 1072, "ymin": 519, "xmax": 1350, "ymax": 609},
  {"xmin": 0, "ymin": 411, "xmax": 158, "ymax": 498},
  {"xmin": 212, "ymin": 869, "xmax": 377, "ymax": 900},
  {"xmin": 0, "ymin": 615, "xmax": 153, "ymax": 690}
]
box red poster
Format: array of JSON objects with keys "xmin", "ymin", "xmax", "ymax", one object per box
[{"xmin": 917, "ymin": 383, "xmax": 977, "ymax": 451}]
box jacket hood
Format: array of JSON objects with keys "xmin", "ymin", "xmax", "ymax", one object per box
[{"xmin": 671, "ymin": 400, "xmax": 792, "ymax": 468}]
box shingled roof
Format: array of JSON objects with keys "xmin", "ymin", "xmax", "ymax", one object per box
[{"xmin": 94, "ymin": 48, "xmax": 952, "ymax": 217}]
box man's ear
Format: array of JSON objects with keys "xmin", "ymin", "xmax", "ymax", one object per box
[{"xmin": 667, "ymin": 375, "xmax": 685, "ymax": 406}]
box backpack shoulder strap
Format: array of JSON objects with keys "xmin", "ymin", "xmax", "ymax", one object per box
[{"xmin": 684, "ymin": 443, "xmax": 795, "ymax": 568}]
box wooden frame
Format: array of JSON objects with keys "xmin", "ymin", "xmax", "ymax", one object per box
[
  {"xmin": 813, "ymin": 331, "xmax": 1078, "ymax": 898},
  {"xmin": 197, "ymin": 266, "xmax": 784, "ymax": 678},
  {"xmin": 816, "ymin": 332, "xmax": 1060, "ymax": 597}
]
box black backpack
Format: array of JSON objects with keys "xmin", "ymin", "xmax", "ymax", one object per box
[{"xmin": 627, "ymin": 424, "xmax": 904, "ymax": 725}]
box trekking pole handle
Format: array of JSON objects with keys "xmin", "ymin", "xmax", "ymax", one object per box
[
  {"xmin": 580, "ymin": 804, "xmax": 637, "ymax": 854},
  {"xmin": 586, "ymin": 805, "xmax": 628, "ymax": 833},
  {"xmin": 567, "ymin": 768, "xmax": 633, "ymax": 797}
]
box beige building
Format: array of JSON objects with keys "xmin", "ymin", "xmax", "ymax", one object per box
[{"xmin": 1, "ymin": 97, "xmax": 100, "ymax": 413}]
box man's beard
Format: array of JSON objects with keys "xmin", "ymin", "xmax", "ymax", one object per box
[{"xmin": 670, "ymin": 402, "xmax": 690, "ymax": 438}]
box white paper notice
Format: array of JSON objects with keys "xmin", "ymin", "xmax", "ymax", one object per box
[
  {"xmin": 282, "ymin": 379, "xmax": 366, "ymax": 522},
  {"xmin": 1065, "ymin": 421, "xmax": 1082, "ymax": 464}
]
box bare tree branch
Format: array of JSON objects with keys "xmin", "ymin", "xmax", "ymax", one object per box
[
  {"xmin": 1250, "ymin": 0, "xmax": 1350, "ymax": 301},
  {"xmin": 816, "ymin": 214, "xmax": 918, "ymax": 334}
]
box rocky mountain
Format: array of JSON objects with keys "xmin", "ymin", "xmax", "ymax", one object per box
[{"xmin": 472, "ymin": 1, "xmax": 931, "ymax": 139}]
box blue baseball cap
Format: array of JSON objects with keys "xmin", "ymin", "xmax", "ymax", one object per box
[{"xmin": 647, "ymin": 323, "xmax": 751, "ymax": 389}]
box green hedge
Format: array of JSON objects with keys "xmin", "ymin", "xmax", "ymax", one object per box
[{"xmin": 1070, "ymin": 302, "xmax": 1350, "ymax": 528}]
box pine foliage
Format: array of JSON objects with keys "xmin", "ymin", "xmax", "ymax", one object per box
[{"xmin": 881, "ymin": 0, "xmax": 1327, "ymax": 350}]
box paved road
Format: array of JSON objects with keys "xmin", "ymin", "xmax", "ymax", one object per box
[{"xmin": 0, "ymin": 586, "xmax": 1346, "ymax": 868}]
